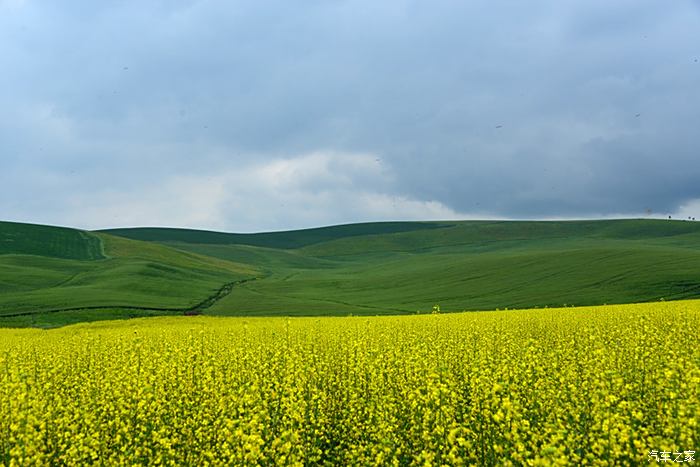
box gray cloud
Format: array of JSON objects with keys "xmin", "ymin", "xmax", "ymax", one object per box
[{"xmin": 1, "ymin": 0, "xmax": 699, "ymax": 231}]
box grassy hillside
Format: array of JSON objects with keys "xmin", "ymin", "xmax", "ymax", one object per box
[
  {"xmin": 0, "ymin": 222, "xmax": 258, "ymax": 325},
  {"xmin": 5, "ymin": 218, "xmax": 700, "ymax": 326},
  {"xmin": 0, "ymin": 220, "xmax": 104, "ymax": 260},
  {"xmin": 102, "ymin": 221, "xmax": 448, "ymax": 249},
  {"xmin": 106, "ymin": 219, "xmax": 700, "ymax": 316}
]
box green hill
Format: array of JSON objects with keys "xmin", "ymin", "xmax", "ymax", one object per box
[
  {"xmin": 0, "ymin": 220, "xmax": 104, "ymax": 260},
  {"xmin": 4, "ymin": 218, "xmax": 700, "ymax": 327},
  {"xmin": 0, "ymin": 222, "xmax": 258, "ymax": 327},
  {"xmin": 103, "ymin": 221, "xmax": 447, "ymax": 249},
  {"xmin": 105, "ymin": 219, "xmax": 700, "ymax": 316}
]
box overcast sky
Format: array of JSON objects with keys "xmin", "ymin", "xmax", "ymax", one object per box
[{"xmin": 2, "ymin": 0, "xmax": 699, "ymax": 232}]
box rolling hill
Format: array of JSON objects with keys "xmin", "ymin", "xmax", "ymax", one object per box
[
  {"xmin": 0, "ymin": 221, "xmax": 258, "ymax": 327},
  {"xmin": 104, "ymin": 219, "xmax": 700, "ymax": 316},
  {"xmin": 3, "ymin": 218, "xmax": 700, "ymax": 327}
]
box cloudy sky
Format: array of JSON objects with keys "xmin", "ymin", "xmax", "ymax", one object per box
[{"xmin": 1, "ymin": 0, "xmax": 699, "ymax": 232}]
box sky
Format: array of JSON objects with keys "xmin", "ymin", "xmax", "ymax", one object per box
[{"xmin": 1, "ymin": 0, "xmax": 699, "ymax": 232}]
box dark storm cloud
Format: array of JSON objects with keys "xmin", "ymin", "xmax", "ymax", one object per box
[{"xmin": 1, "ymin": 0, "xmax": 699, "ymax": 230}]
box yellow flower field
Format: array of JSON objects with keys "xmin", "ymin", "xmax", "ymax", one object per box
[{"xmin": 1, "ymin": 302, "xmax": 698, "ymax": 465}]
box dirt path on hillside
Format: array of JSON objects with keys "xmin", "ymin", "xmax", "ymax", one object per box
[{"xmin": 0, "ymin": 278, "xmax": 257, "ymax": 319}]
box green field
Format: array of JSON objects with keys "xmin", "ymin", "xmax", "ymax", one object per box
[
  {"xmin": 0, "ymin": 221, "xmax": 104, "ymax": 260},
  {"xmin": 105, "ymin": 219, "xmax": 700, "ymax": 315},
  {"xmin": 0, "ymin": 221, "xmax": 257, "ymax": 326},
  {"xmin": 3, "ymin": 218, "xmax": 700, "ymax": 326}
]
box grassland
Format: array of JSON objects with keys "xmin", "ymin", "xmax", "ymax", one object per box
[
  {"xmin": 4, "ymin": 218, "xmax": 700, "ymax": 326},
  {"xmin": 0, "ymin": 221, "xmax": 104, "ymax": 260},
  {"xmin": 0, "ymin": 221, "xmax": 257, "ymax": 324},
  {"xmin": 107, "ymin": 219, "xmax": 700, "ymax": 316},
  {"xmin": 1, "ymin": 301, "xmax": 697, "ymax": 465}
]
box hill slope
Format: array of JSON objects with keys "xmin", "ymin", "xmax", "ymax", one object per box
[
  {"xmin": 0, "ymin": 222, "xmax": 258, "ymax": 326},
  {"xmin": 103, "ymin": 222, "xmax": 448, "ymax": 249},
  {"xmin": 1, "ymin": 220, "xmax": 104, "ymax": 260},
  {"xmin": 104, "ymin": 219, "xmax": 700, "ymax": 316},
  {"xmin": 4, "ymin": 218, "xmax": 700, "ymax": 326}
]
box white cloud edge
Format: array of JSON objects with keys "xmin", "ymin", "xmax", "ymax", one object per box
[{"xmin": 60, "ymin": 151, "xmax": 475, "ymax": 232}]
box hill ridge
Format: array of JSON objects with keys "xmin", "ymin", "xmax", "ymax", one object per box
[{"xmin": 100, "ymin": 221, "xmax": 450, "ymax": 249}]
